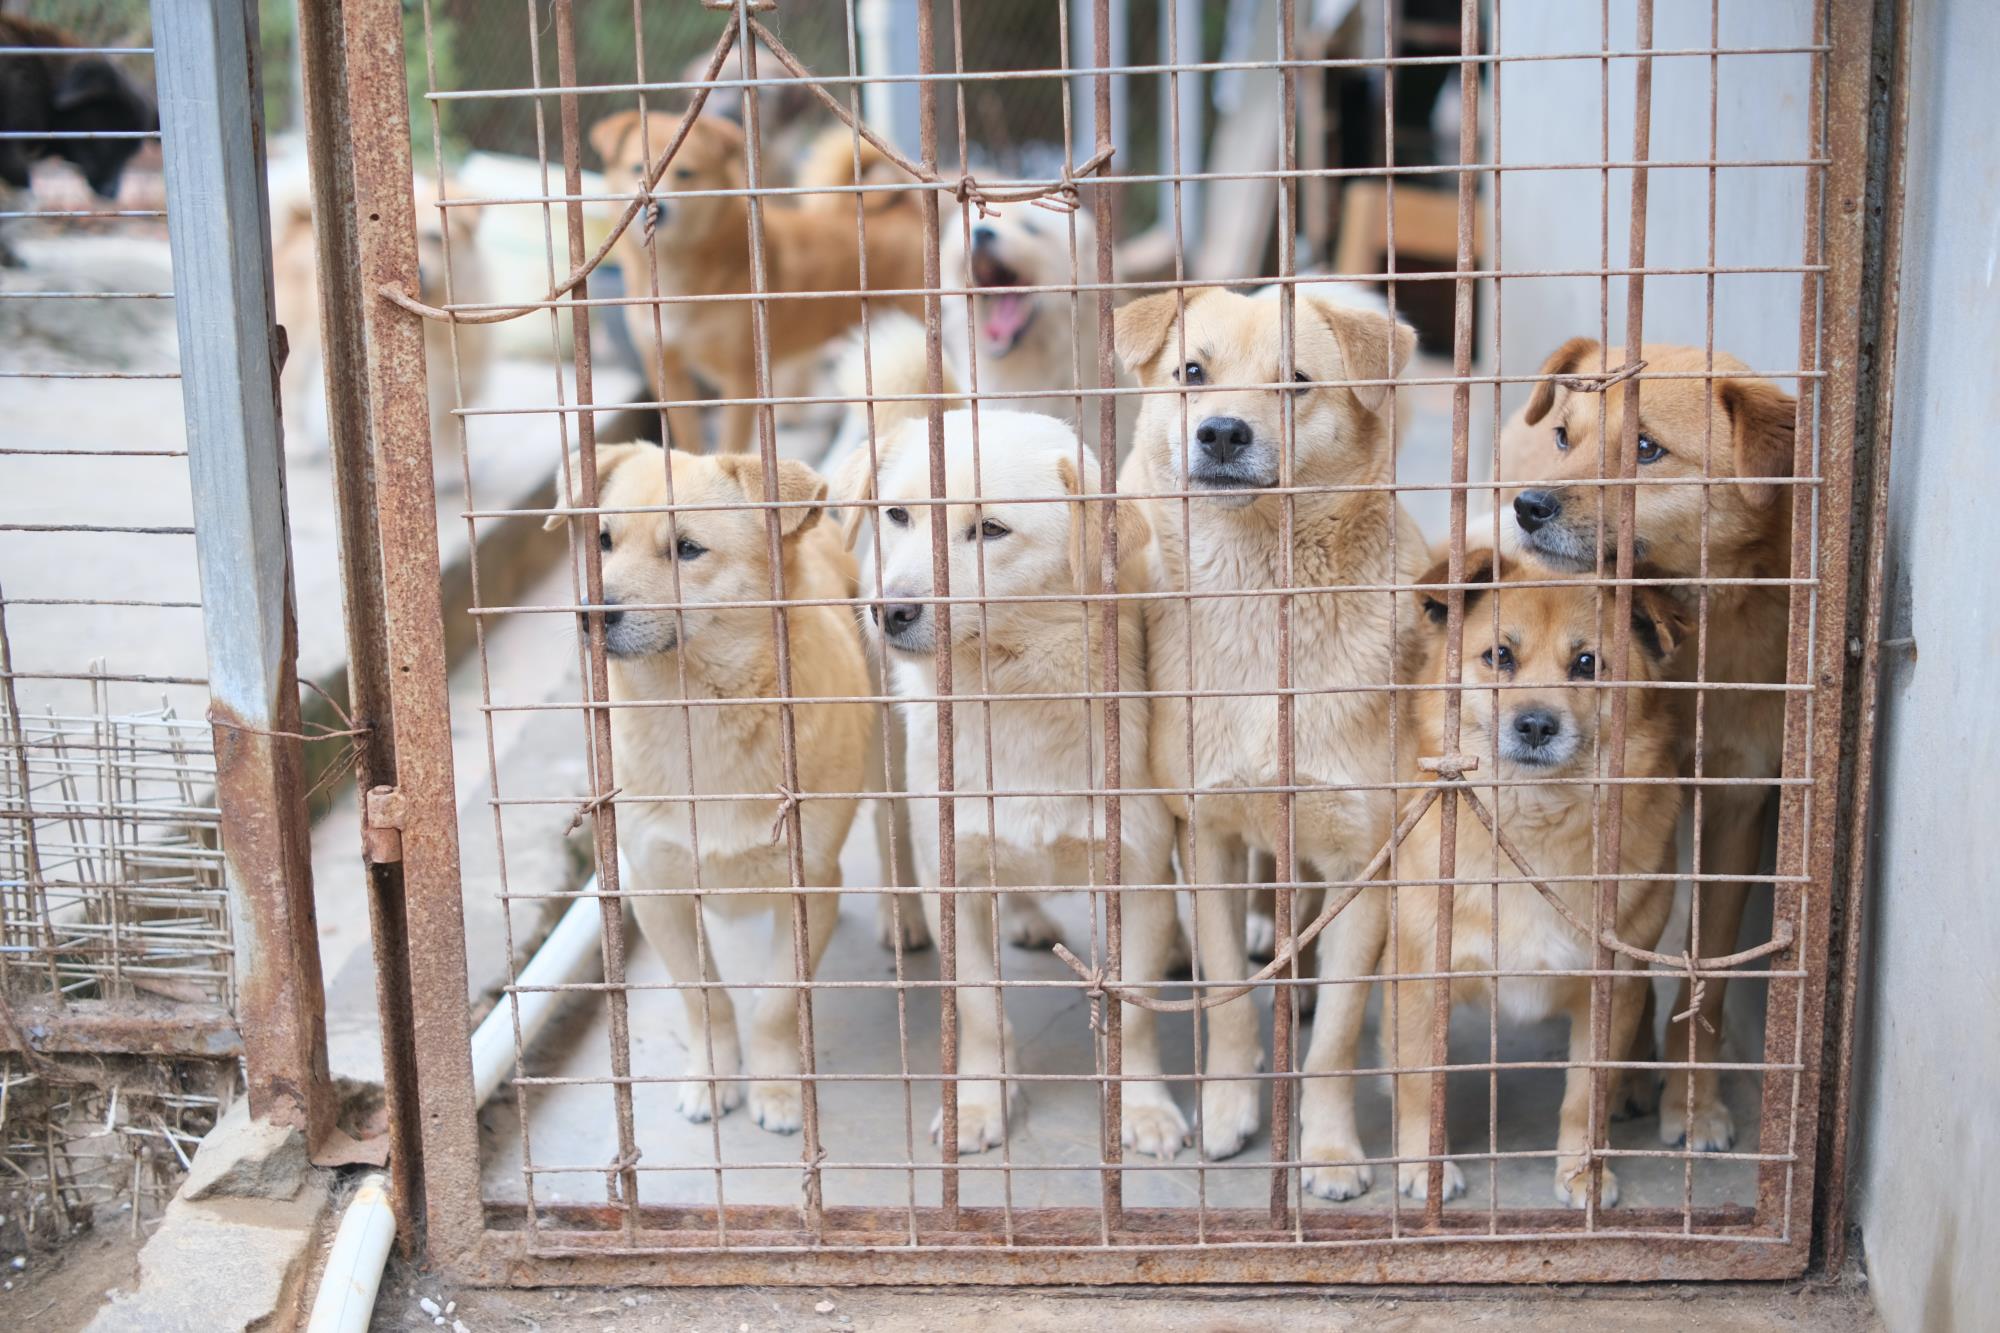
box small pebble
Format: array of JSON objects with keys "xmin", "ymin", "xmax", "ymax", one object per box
[
  {"xmin": 740, "ymin": 1324, "xmax": 751, "ymax": 1332},
  {"xmin": 420, "ymin": 1297, "xmax": 443, "ymax": 1317},
  {"xmin": 815, "ymin": 1301, "xmax": 835, "ymax": 1315},
  {"xmin": 8, "ymin": 1256, "xmax": 24, "ymax": 1271},
  {"xmin": 623, "ymin": 1296, "xmax": 637, "ymax": 1307},
  {"xmin": 453, "ymin": 1322, "xmax": 470, "ymax": 1333},
  {"xmin": 434, "ymin": 1320, "xmax": 445, "ymax": 1329},
  {"xmin": 445, "ymin": 1301, "xmax": 456, "ymax": 1315}
]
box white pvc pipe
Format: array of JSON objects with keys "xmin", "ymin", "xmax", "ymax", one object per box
[
  {"xmin": 470, "ymin": 877, "xmax": 610, "ymax": 1107},
  {"xmin": 304, "ymin": 1172, "xmax": 394, "ymax": 1333}
]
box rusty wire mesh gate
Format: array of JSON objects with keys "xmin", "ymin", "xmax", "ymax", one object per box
[{"xmin": 303, "ymin": 0, "xmax": 1901, "ymax": 1286}]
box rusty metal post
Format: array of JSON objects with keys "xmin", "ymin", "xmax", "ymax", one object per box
[
  {"xmin": 293, "ymin": 0, "xmax": 427, "ymax": 1241},
  {"xmin": 336, "ymin": 0, "xmax": 484, "ymax": 1262},
  {"xmin": 154, "ymin": 0, "xmax": 335, "ymax": 1145}
]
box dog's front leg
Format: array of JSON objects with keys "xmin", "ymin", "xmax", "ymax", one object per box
[
  {"xmin": 1390, "ymin": 933, "xmax": 1463, "ymax": 1202},
  {"xmin": 1114, "ymin": 845, "xmax": 1192, "ymax": 1159},
  {"xmin": 631, "ymin": 888, "xmax": 742, "ymax": 1124},
  {"xmin": 1554, "ymin": 968, "xmax": 1649, "ymax": 1208},
  {"xmin": 1188, "ymin": 829, "xmax": 1263, "ymax": 1161},
  {"xmin": 923, "ymin": 887, "xmax": 1015, "ymax": 1153},
  {"xmin": 1300, "ymin": 881, "xmax": 1389, "ymax": 1201},
  {"xmin": 744, "ymin": 888, "xmax": 842, "ymax": 1135},
  {"xmin": 1660, "ymin": 788, "xmax": 1765, "ymax": 1152}
]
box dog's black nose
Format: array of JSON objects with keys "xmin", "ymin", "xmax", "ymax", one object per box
[
  {"xmin": 972, "ymin": 224, "xmax": 997, "ymax": 249},
  {"xmin": 881, "ymin": 602, "xmax": 925, "ymax": 635},
  {"xmin": 1512, "ymin": 709, "xmax": 1561, "ymax": 749},
  {"xmin": 1514, "ymin": 489, "xmax": 1561, "ymax": 533},
  {"xmin": 1195, "ymin": 416, "xmax": 1253, "ymax": 465}
]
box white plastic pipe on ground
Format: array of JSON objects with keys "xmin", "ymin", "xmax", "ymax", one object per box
[
  {"xmin": 304, "ymin": 1172, "xmax": 394, "ymax": 1333},
  {"xmin": 470, "ymin": 875, "xmax": 610, "ymax": 1106}
]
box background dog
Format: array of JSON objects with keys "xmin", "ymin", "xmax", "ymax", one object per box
[
  {"xmin": 546, "ymin": 443, "xmax": 870, "ymax": 1134},
  {"xmin": 1501, "ymin": 339, "xmax": 1796, "ymax": 1154},
  {"xmin": 1113, "ymin": 284, "xmax": 1426, "ymax": 1184},
  {"xmin": 271, "ymin": 181, "xmax": 491, "ymax": 480},
  {"xmin": 1392, "ymin": 550, "xmax": 1689, "ymax": 1207},
  {"xmin": 0, "ymin": 17, "xmax": 155, "ymax": 267},
  {"xmin": 590, "ymin": 111, "xmax": 926, "ymax": 453},
  {"xmin": 834, "ymin": 385, "xmax": 1194, "ymax": 1156}
]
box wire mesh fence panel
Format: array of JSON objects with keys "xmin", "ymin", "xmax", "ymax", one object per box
[
  {"xmin": 0, "ymin": 2, "xmax": 255, "ymax": 1252},
  {"xmin": 329, "ymin": 0, "xmax": 1889, "ymax": 1285}
]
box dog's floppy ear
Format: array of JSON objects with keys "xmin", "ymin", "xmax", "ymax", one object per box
[
  {"xmin": 1304, "ymin": 297, "xmax": 1417, "ymax": 415},
  {"xmin": 1524, "ymin": 336, "xmax": 1604, "ymax": 427},
  {"xmin": 1629, "ymin": 572, "xmax": 1694, "ymax": 664},
  {"xmin": 1055, "ymin": 453, "xmax": 1150, "ymax": 592},
  {"xmin": 714, "ymin": 456, "xmax": 830, "ymax": 539},
  {"xmin": 544, "ymin": 443, "xmax": 652, "ymax": 531},
  {"xmin": 1718, "ymin": 376, "xmax": 1797, "ymax": 510},
  {"xmin": 1113, "ymin": 289, "xmax": 1198, "ymax": 377},
  {"xmin": 53, "ymin": 59, "xmax": 127, "ymax": 114},
  {"xmin": 1413, "ymin": 547, "xmax": 1503, "ymax": 627},
  {"xmin": 588, "ymin": 111, "xmax": 641, "ymax": 168}
]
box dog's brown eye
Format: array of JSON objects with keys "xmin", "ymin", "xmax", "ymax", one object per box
[
  {"xmin": 1292, "ymin": 370, "xmax": 1313, "ymax": 391},
  {"xmin": 1553, "ymin": 425, "xmax": 1570, "ymax": 451},
  {"xmin": 885, "ymin": 506, "xmax": 910, "ymax": 526},
  {"xmin": 976, "ymin": 518, "xmax": 1010, "ymax": 541},
  {"xmin": 1636, "ymin": 434, "xmax": 1665, "ymax": 464},
  {"xmin": 1482, "ymin": 645, "xmax": 1514, "ymax": 671},
  {"xmin": 675, "ymin": 167, "xmax": 695, "ymax": 182},
  {"xmin": 1570, "ymin": 651, "xmax": 1598, "ymax": 680},
  {"xmin": 675, "ymin": 536, "xmax": 705, "ymax": 560},
  {"xmin": 598, "ymin": 527, "xmax": 613, "ymax": 552},
  {"xmin": 1174, "ymin": 361, "xmax": 1204, "ymax": 386}
]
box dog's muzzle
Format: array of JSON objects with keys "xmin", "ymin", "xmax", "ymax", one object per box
[
  {"xmin": 1511, "ymin": 487, "xmax": 1643, "ymax": 570},
  {"xmin": 875, "ymin": 599, "xmax": 934, "ymax": 652},
  {"xmin": 1184, "ymin": 415, "xmax": 1276, "ymax": 493},
  {"xmin": 1499, "ymin": 706, "xmax": 1578, "ymax": 768}
]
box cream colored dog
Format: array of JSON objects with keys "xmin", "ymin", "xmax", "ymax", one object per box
[
  {"xmin": 833, "ymin": 390, "xmax": 1193, "ymax": 1157},
  {"xmin": 1391, "ymin": 551, "xmax": 1688, "ymax": 1207},
  {"xmin": 546, "ymin": 444, "xmax": 870, "ymax": 1134},
  {"xmin": 1113, "ymin": 286, "xmax": 1426, "ymax": 1186}
]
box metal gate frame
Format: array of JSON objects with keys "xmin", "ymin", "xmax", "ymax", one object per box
[{"xmin": 297, "ymin": 0, "xmax": 1909, "ymax": 1287}]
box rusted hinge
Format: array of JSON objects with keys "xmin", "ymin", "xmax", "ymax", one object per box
[{"xmin": 362, "ymin": 785, "xmax": 407, "ymax": 864}]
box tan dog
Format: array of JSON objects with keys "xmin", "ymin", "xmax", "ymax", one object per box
[
  {"xmin": 273, "ymin": 182, "xmax": 491, "ymax": 478},
  {"xmin": 1501, "ymin": 340, "xmax": 1795, "ymax": 1153},
  {"xmin": 1391, "ymin": 551, "xmax": 1688, "ymax": 1206},
  {"xmin": 833, "ymin": 385, "xmax": 1191, "ymax": 1156},
  {"xmin": 545, "ymin": 444, "xmax": 870, "ymax": 1133},
  {"xmin": 1113, "ymin": 286, "xmax": 1426, "ymax": 1186},
  {"xmin": 590, "ymin": 111, "xmax": 926, "ymax": 453}
]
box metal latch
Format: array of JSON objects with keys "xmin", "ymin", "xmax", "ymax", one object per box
[{"xmin": 362, "ymin": 785, "xmax": 407, "ymax": 864}]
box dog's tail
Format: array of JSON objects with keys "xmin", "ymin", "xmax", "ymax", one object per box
[{"xmin": 795, "ymin": 125, "xmax": 919, "ymax": 216}]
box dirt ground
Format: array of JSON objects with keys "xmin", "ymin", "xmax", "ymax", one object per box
[{"xmin": 0, "ymin": 1226, "xmax": 141, "ymax": 1332}]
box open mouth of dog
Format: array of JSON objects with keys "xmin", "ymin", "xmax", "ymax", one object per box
[{"xmin": 970, "ymin": 250, "xmax": 1037, "ymax": 356}]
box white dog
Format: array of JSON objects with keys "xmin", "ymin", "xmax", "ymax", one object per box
[{"xmin": 834, "ymin": 382, "xmax": 1203, "ymax": 1157}]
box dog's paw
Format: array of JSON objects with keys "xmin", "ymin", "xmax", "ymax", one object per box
[
  {"xmin": 932, "ymin": 1082, "xmax": 1013, "ymax": 1154},
  {"xmin": 1659, "ymin": 1088, "xmax": 1736, "ymax": 1152},
  {"xmin": 1300, "ymin": 1137, "xmax": 1374, "ymax": 1201},
  {"xmin": 1397, "ymin": 1159, "xmax": 1467, "ymax": 1203},
  {"xmin": 1199, "ymin": 1080, "xmax": 1262, "ymax": 1160},
  {"xmin": 748, "ymin": 1080, "xmax": 805, "ymax": 1134},
  {"xmin": 1121, "ymin": 1088, "xmax": 1190, "ymax": 1160},
  {"xmin": 1002, "ymin": 897, "xmax": 1062, "ymax": 949},
  {"xmin": 1244, "ymin": 909, "xmax": 1277, "ymax": 961},
  {"xmin": 674, "ymin": 1072, "xmax": 744, "ymax": 1124},
  {"xmin": 1555, "ymin": 1159, "xmax": 1620, "ymax": 1210}
]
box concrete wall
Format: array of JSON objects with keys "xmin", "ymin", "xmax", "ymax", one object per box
[
  {"xmin": 1488, "ymin": 0, "xmax": 1814, "ymax": 431},
  {"xmin": 1851, "ymin": 7, "xmax": 2000, "ymax": 1333}
]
